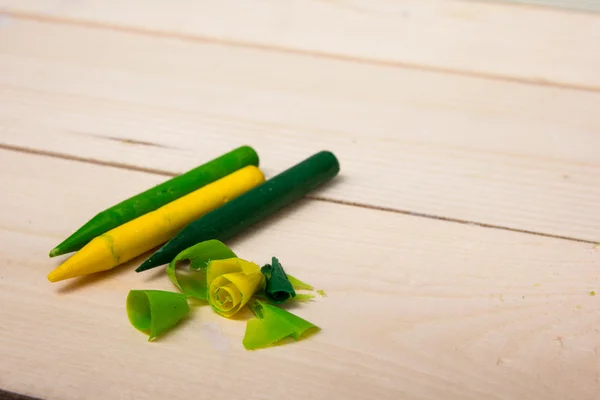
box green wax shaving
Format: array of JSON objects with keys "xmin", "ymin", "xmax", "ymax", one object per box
[
  {"xmin": 243, "ymin": 299, "xmax": 319, "ymax": 350},
  {"xmin": 126, "ymin": 290, "xmax": 190, "ymax": 341},
  {"xmin": 261, "ymin": 257, "xmax": 295, "ymax": 304},
  {"xmin": 291, "ymin": 293, "xmax": 315, "ymax": 302},
  {"xmin": 317, "ymin": 289, "xmax": 327, "ymax": 297},
  {"xmin": 287, "ymin": 274, "xmax": 314, "ymax": 291},
  {"xmin": 50, "ymin": 146, "xmax": 259, "ymax": 257},
  {"xmin": 167, "ymin": 240, "xmax": 237, "ymax": 299}
]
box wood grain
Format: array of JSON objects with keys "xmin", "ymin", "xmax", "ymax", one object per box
[
  {"xmin": 1, "ymin": 148, "xmax": 599, "ymax": 400},
  {"xmin": 1, "ymin": 18, "xmax": 600, "ymax": 241},
  {"xmin": 1, "ymin": 0, "xmax": 600, "ymax": 90}
]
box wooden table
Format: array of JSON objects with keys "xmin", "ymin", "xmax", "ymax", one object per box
[{"xmin": 1, "ymin": 1, "xmax": 599, "ymax": 399}]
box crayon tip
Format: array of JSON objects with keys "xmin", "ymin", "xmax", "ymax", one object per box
[
  {"xmin": 49, "ymin": 247, "xmax": 61, "ymax": 258},
  {"xmin": 135, "ymin": 258, "xmax": 155, "ymax": 272},
  {"xmin": 47, "ymin": 256, "xmax": 90, "ymax": 282},
  {"xmin": 47, "ymin": 267, "xmax": 68, "ymax": 283},
  {"xmin": 47, "ymin": 237, "xmax": 115, "ymax": 282}
]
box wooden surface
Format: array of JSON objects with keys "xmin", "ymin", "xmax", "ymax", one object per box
[
  {"xmin": 0, "ymin": 1, "xmax": 599, "ymax": 399},
  {"xmin": 485, "ymin": 0, "xmax": 600, "ymax": 13},
  {"xmin": 2, "ymin": 0, "xmax": 600, "ymax": 89}
]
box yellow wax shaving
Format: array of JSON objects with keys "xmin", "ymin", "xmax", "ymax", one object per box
[{"xmin": 207, "ymin": 258, "xmax": 264, "ymax": 317}]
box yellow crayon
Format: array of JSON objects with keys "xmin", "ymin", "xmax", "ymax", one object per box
[{"xmin": 48, "ymin": 166, "xmax": 265, "ymax": 282}]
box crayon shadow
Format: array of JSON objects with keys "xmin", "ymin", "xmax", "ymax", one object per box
[
  {"xmin": 224, "ymin": 176, "xmax": 343, "ymax": 249},
  {"xmin": 310, "ymin": 173, "xmax": 346, "ymax": 195},
  {"xmin": 223, "ymin": 200, "xmax": 307, "ymax": 250},
  {"xmin": 55, "ymin": 248, "xmax": 160, "ymax": 294},
  {"xmin": 142, "ymin": 264, "xmax": 170, "ymax": 283}
]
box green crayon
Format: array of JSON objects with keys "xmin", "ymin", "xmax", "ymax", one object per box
[
  {"xmin": 136, "ymin": 151, "xmax": 340, "ymax": 272},
  {"xmin": 50, "ymin": 146, "xmax": 259, "ymax": 257}
]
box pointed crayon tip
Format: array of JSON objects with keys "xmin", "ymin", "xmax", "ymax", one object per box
[
  {"xmin": 47, "ymin": 268, "xmax": 66, "ymax": 283},
  {"xmin": 136, "ymin": 245, "xmax": 172, "ymax": 272},
  {"xmin": 135, "ymin": 259, "xmax": 154, "ymax": 273},
  {"xmin": 49, "ymin": 248, "xmax": 61, "ymax": 258},
  {"xmin": 47, "ymin": 258, "xmax": 83, "ymax": 282},
  {"xmin": 48, "ymin": 238, "xmax": 115, "ymax": 282}
]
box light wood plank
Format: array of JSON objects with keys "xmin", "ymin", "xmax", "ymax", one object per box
[
  {"xmin": 1, "ymin": 0, "xmax": 600, "ymax": 89},
  {"xmin": 1, "ymin": 19, "xmax": 599, "ymax": 241},
  {"xmin": 1, "ymin": 148, "xmax": 599, "ymax": 400}
]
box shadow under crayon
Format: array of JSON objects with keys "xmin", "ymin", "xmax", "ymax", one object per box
[
  {"xmin": 141, "ymin": 261, "xmax": 171, "ymax": 283},
  {"xmin": 224, "ymin": 176, "xmax": 345, "ymax": 250}
]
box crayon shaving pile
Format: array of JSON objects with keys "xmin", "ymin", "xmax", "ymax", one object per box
[
  {"xmin": 128, "ymin": 240, "xmax": 323, "ymax": 349},
  {"xmin": 46, "ymin": 146, "xmax": 340, "ymax": 350}
]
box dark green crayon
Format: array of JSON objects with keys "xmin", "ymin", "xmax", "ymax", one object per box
[
  {"xmin": 136, "ymin": 151, "xmax": 340, "ymax": 272},
  {"xmin": 50, "ymin": 146, "xmax": 259, "ymax": 257}
]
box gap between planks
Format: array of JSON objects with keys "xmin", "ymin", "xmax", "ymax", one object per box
[
  {"xmin": 1, "ymin": 9, "xmax": 599, "ymax": 94},
  {"xmin": 1, "ymin": 142, "xmax": 596, "ymax": 246}
]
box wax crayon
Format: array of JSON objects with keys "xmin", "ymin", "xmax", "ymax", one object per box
[{"xmin": 50, "ymin": 146, "xmax": 259, "ymax": 257}]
